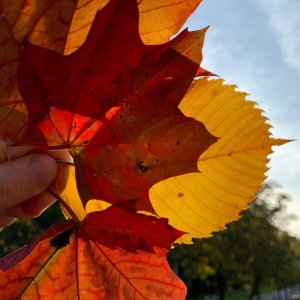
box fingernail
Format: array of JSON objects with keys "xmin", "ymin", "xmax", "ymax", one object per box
[{"xmin": 30, "ymin": 155, "xmax": 58, "ymax": 187}]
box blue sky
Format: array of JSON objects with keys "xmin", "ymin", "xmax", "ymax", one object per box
[{"xmin": 185, "ymin": 0, "xmax": 300, "ymax": 237}]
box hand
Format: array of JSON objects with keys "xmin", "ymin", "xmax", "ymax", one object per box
[{"xmin": 0, "ymin": 141, "xmax": 69, "ymax": 231}]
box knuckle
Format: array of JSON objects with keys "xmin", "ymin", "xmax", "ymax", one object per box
[
  {"xmin": 0, "ymin": 171, "xmax": 10, "ymax": 207},
  {"xmin": 0, "ymin": 216, "xmax": 16, "ymax": 228},
  {"xmin": 0, "ymin": 166, "xmax": 22, "ymax": 210}
]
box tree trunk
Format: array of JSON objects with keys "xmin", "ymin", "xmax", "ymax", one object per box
[
  {"xmin": 216, "ymin": 271, "xmax": 227, "ymax": 300},
  {"xmin": 249, "ymin": 277, "xmax": 261, "ymax": 300}
]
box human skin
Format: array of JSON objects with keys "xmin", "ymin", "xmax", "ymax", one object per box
[{"xmin": 0, "ymin": 141, "xmax": 70, "ymax": 231}]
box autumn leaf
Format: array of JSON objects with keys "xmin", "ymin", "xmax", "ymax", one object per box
[
  {"xmin": 0, "ymin": 0, "xmax": 76, "ymax": 53},
  {"xmin": 17, "ymin": 0, "xmax": 216, "ymax": 212},
  {"xmin": 138, "ymin": 0, "xmax": 203, "ymax": 45},
  {"xmin": 0, "ymin": 201, "xmax": 186, "ymax": 299},
  {"xmin": 55, "ymin": 164, "xmax": 111, "ymax": 220},
  {"xmin": 149, "ymin": 78, "xmax": 288, "ymax": 243},
  {"xmin": 1, "ymin": 0, "xmax": 204, "ymax": 142},
  {"xmin": 1, "ymin": 0, "xmax": 203, "ymax": 54},
  {"xmin": 0, "ymin": 16, "xmax": 27, "ymax": 144},
  {"xmin": 64, "ymin": 0, "xmax": 204, "ymax": 54},
  {"xmin": 0, "ymin": 1, "xmax": 77, "ymax": 142}
]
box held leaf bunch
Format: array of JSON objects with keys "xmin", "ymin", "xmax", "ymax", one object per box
[{"xmin": 0, "ymin": 0, "xmax": 286, "ymax": 298}]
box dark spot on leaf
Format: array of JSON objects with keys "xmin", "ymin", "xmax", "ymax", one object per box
[
  {"xmin": 156, "ymin": 158, "xmax": 159, "ymax": 162},
  {"xmin": 178, "ymin": 192, "xmax": 184, "ymax": 198},
  {"xmin": 145, "ymin": 72, "xmax": 149, "ymax": 78},
  {"xmin": 64, "ymin": 74, "xmax": 70, "ymax": 83},
  {"xmin": 176, "ymin": 141, "xmax": 180, "ymax": 146},
  {"xmin": 136, "ymin": 236, "xmax": 148, "ymax": 250},
  {"xmin": 119, "ymin": 114, "xmax": 123, "ymax": 118},
  {"xmin": 137, "ymin": 162, "xmax": 148, "ymax": 173},
  {"xmin": 79, "ymin": 140, "xmax": 89, "ymax": 146},
  {"xmin": 50, "ymin": 228, "xmax": 73, "ymax": 249}
]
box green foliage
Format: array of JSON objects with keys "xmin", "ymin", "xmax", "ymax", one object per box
[
  {"xmin": 168, "ymin": 183, "xmax": 300, "ymax": 299},
  {"xmin": 0, "ymin": 202, "xmax": 64, "ymax": 257}
]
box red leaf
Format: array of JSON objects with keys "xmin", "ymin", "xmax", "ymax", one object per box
[
  {"xmin": 0, "ymin": 220, "xmax": 75, "ymax": 271},
  {"xmin": 0, "ymin": 201, "xmax": 186, "ymax": 299},
  {"xmin": 82, "ymin": 200, "xmax": 184, "ymax": 252},
  {"xmin": 18, "ymin": 0, "xmax": 217, "ymax": 211},
  {"xmin": 195, "ymin": 66, "xmax": 217, "ymax": 77}
]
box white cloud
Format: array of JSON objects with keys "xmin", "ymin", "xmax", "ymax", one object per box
[{"xmin": 258, "ymin": 0, "xmax": 300, "ymax": 76}]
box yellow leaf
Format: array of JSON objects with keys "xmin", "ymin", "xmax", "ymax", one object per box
[
  {"xmin": 149, "ymin": 78, "xmax": 287, "ymax": 243},
  {"xmin": 64, "ymin": 0, "xmax": 109, "ymax": 54},
  {"xmin": 55, "ymin": 164, "xmax": 110, "ymax": 221},
  {"xmin": 65, "ymin": 0, "xmax": 203, "ymax": 54},
  {"xmin": 139, "ymin": 0, "xmax": 203, "ymax": 45}
]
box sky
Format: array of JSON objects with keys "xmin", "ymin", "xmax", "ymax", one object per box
[{"xmin": 184, "ymin": 0, "xmax": 300, "ymax": 237}]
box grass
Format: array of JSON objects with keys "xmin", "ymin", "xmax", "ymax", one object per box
[{"xmin": 188, "ymin": 285, "xmax": 275, "ymax": 300}]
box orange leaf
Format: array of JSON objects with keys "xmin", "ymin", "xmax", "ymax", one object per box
[
  {"xmin": 65, "ymin": 0, "xmax": 203, "ymax": 54},
  {"xmin": 0, "ymin": 0, "xmax": 76, "ymax": 53},
  {"xmin": 138, "ymin": 0, "xmax": 203, "ymax": 45},
  {"xmin": 1, "ymin": 0, "xmax": 203, "ymax": 54},
  {"xmin": 0, "ymin": 17, "xmax": 27, "ymax": 143},
  {"xmin": 0, "ymin": 201, "xmax": 186, "ymax": 299}
]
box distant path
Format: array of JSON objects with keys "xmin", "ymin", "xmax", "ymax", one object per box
[
  {"xmin": 253, "ymin": 284, "xmax": 300, "ymax": 300},
  {"xmin": 201, "ymin": 284, "xmax": 300, "ymax": 300}
]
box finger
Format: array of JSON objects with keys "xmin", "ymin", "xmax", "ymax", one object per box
[
  {"xmin": 46, "ymin": 149, "xmax": 73, "ymax": 162},
  {"xmin": 0, "ymin": 142, "xmax": 72, "ymax": 163},
  {"xmin": 0, "ymin": 215, "xmax": 16, "ymax": 228},
  {"xmin": 22, "ymin": 192, "xmax": 56, "ymax": 217},
  {"xmin": 0, "ymin": 141, "xmax": 33, "ymax": 162},
  {"xmin": 0, "ymin": 154, "xmax": 58, "ymax": 210},
  {"xmin": 0, "ymin": 191, "xmax": 56, "ymax": 218}
]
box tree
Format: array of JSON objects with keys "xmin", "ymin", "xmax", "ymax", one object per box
[
  {"xmin": 168, "ymin": 183, "xmax": 300, "ymax": 300},
  {"xmin": 0, "ymin": 202, "xmax": 64, "ymax": 257}
]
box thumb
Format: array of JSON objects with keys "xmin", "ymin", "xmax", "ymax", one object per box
[{"xmin": 0, "ymin": 154, "xmax": 58, "ymax": 210}]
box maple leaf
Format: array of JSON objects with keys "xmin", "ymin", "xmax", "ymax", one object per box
[
  {"xmin": 0, "ymin": 0, "xmax": 76, "ymax": 53},
  {"xmin": 63, "ymin": 0, "xmax": 204, "ymax": 54},
  {"xmin": 149, "ymin": 78, "xmax": 288, "ymax": 243},
  {"xmin": 0, "ymin": 1, "xmax": 80, "ymax": 143},
  {"xmin": 0, "ymin": 201, "xmax": 186, "ymax": 299},
  {"xmin": 17, "ymin": 0, "xmax": 217, "ymax": 212},
  {"xmin": 1, "ymin": 0, "xmax": 203, "ymax": 55},
  {"xmin": 54, "ymin": 164, "xmax": 111, "ymax": 221},
  {"xmin": 1, "ymin": 0, "xmax": 205, "ymax": 142},
  {"xmin": 0, "ymin": 16, "xmax": 27, "ymax": 144}
]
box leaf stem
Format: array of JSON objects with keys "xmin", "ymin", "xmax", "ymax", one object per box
[
  {"xmin": 57, "ymin": 160, "xmax": 75, "ymax": 166},
  {"xmin": 46, "ymin": 188, "xmax": 80, "ymax": 222}
]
